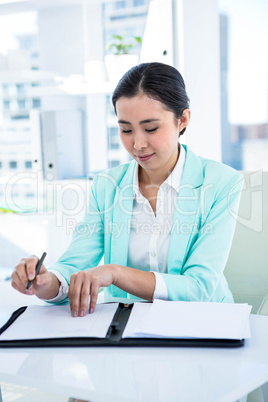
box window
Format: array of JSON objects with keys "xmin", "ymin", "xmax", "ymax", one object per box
[
  {"xmin": 115, "ymin": 1, "xmax": 126, "ymax": 9},
  {"xmin": 108, "ymin": 127, "xmax": 120, "ymax": 150},
  {"xmin": 32, "ymin": 99, "xmax": 41, "ymax": 108},
  {"xmin": 219, "ymin": 0, "xmax": 268, "ymax": 170},
  {"xmin": 104, "ymin": 0, "xmax": 149, "ymax": 52},
  {"xmin": 110, "ymin": 160, "xmax": 120, "ymax": 167},
  {"xmin": 3, "ymin": 100, "xmax": 10, "ymax": 109},
  {"xmin": 11, "ymin": 115, "xmax": 29, "ymax": 120},
  {"xmin": 134, "ymin": 0, "xmax": 145, "ymax": 6},
  {"xmin": 103, "ymin": 2, "xmax": 149, "ymax": 168},
  {"xmin": 17, "ymin": 100, "xmax": 26, "ymax": 109},
  {"xmin": 9, "ymin": 161, "xmax": 17, "ymax": 169},
  {"xmin": 25, "ymin": 161, "xmax": 32, "ymax": 169},
  {"xmin": 31, "ymin": 52, "xmax": 39, "ymax": 60},
  {"xmin": 16, "ymin": 84, "xmax": 25, "ymax": 94},
  {"xmin": 2, "ymin": 84, "xmax": 9, "ymax": 95},
  {"xmin": 0, "ymin": 3, "xmax": 150, "ymax": 180}
]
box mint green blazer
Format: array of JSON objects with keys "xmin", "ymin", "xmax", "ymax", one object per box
[{"xmin": 50, "ymin": 145, "xmax": 243, "ymax": 303}]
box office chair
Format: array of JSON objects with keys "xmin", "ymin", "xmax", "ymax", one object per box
[
  {"xmin": 224, "ymin": 171, "xmax": 268, "ymax": 402},
  {"xmin": 224, "ymin": 171, "xmax": 268, "ymax": 314}
]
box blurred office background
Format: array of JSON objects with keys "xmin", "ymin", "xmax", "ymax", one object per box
[{"xmin": 0, "ymin": 0, "xmax": 267, "ymax": 270}]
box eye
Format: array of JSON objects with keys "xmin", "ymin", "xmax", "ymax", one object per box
[
  {"xmin": 145, "ymin": 128, "xmax": 158, "ymax": 133},
  {"xmin": 121, "ymin": 129, "xmax": 132, "ymax": 134}
]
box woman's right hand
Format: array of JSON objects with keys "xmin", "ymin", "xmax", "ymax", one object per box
[{"xmin": 11, "ymin": 255, "xmax": 60, "ymax": 300}]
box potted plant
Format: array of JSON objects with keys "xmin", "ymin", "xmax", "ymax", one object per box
[{"xmin": 105, "ymin": 33, "xmax": 142, "ymax": 83}]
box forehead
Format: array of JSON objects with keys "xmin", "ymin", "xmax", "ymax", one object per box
[{"xmin": 116, "ymin": 94, "xmax": 169, "ymax": 119}]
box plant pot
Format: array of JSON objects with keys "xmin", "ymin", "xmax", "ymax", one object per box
[{"xmin": 105, "ymin": 54, "xmax": 139, "ymax": 83}]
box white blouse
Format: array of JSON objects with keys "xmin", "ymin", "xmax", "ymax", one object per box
[
  {"xmin": 48, "ymin": 145, "xmax": 185, "ymax": 302},
  {"xmin": 128, "ymin": 144, "xmax": 185, "ymax": 300}
]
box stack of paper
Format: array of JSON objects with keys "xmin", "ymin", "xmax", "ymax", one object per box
[
  {"xmin": 123, "ymin": 300, "xmax": 252, "ymax": 340},
  {"xmin": 0, "ymin": 303, "xmax": 119, "ymax": 340}
]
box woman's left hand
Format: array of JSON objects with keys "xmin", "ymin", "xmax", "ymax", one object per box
[{"xmin": 68, "ymin": 264, "xmax": 116, "ymax": 317}]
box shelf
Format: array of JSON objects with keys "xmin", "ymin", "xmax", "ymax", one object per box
[
  {"xmin": 0, "ymin": 76, "xmax": 115, "ymax": 98},
  {"xmin": 26, "ymin": 81, "xmax": 115, "ymax": 97},
  {"xmin": 0, "ymin": 94, "xmax": 39, "ymax": 101},
  {"xmin": 0, "ymin": 70, "xmax": 56, "ymax": 84},
  {"xmin": 0, "ymin": 109, "xmax": 30, "ymax": 117}
]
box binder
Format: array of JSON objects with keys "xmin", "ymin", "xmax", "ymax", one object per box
[{"xmin": 0, "ymin": 303, "xmax": 245, "ymax": 348}]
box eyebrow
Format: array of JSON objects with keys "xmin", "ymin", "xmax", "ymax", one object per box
[{"xmin": 118, "ymin": 118, "xmax": 160, "ymax": 125}]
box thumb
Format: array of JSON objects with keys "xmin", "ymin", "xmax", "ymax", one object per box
[
  {"xmin": 34, "ymin": 267, "xmax": 51, "ymax": 288},
  {"xmin": 38, "ymin": 264, "xmax": 48, "ymax": 276}
]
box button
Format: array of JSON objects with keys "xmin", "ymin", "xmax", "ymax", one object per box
[{"xmin": 150, "ymin": 251, "xmax": 156, "ymax": 258}]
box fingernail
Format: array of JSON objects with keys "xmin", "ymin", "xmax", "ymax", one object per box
[
  {"xmin": 72, "ymin": 310, "xmax": 78, "ymax": 317},
  {"xmin": 79, "ymin": 310, "xmax": 84, "ymax": 317},
  {"xmin": 28, "ymin": 274, "xmax": 34, "ymax": 280},
  {"xmin": 90, "ymin": 307, "xmax": 94, "ymax": 314}
]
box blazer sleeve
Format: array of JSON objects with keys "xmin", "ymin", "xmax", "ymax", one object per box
[
  {"xmin": 161, "ymin": 172, "xmax": 244, "ymax": 301},
  {"xmin": 47, "ymin": 175, "xmax": 104, "ymax": 285}
]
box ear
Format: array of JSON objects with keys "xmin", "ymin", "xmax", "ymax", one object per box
[{"xmin": 178, "ymin": 109, "xmax": 191, "ymax": 132}]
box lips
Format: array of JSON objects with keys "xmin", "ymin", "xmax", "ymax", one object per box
[{"xmin": 136, "ymin": 153, "xmax": 155, "ymax": 162}]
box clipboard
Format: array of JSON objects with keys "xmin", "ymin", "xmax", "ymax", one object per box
[{"xmin": 0, "ymin": 303, "xmax": 245, "ymax": 348}]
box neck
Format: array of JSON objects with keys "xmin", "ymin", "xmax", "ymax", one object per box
[{"xmin": 139, "ymin": 146, "xmax": 180, "ymax": 187}]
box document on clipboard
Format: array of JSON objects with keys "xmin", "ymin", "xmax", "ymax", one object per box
[{"xmin": 0, "ymin": 300, "xmax": 251, "ymax": 348}]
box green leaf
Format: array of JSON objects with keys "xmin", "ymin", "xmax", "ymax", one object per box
[
  {"xmin": 106, "ymin": 33, "xmax": 142, "ymax": 55},
  {"xmin": 112, "ymin": 35, "xmax": 123, "ymax": 41},
  {"xmin": 133, "ymin": 36, "xmax": 142, "ymax": 44}
]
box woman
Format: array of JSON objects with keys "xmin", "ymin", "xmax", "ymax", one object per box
[{"xmin": 11, "ymin": 62, "xmax": 243, "ymax": 317}]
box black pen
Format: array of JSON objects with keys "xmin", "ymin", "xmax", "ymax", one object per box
[{"xmin": 26, "ymin": 252, "xmax": 47, "ymax": 290}]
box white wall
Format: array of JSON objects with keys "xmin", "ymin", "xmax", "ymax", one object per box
[
  {"xmin": 38, "ymin": 5, "xmax": 84, "ymax": 76},
  {"xmin": 242, "ymin": 139, "xmax": 268, "ymax": 170},
  {"xmin": 37, "ymin": 3, "xmax": 109, "ymax": 174},
  {"xmin": 173, "ymin": 0, "xmax": 222, "ymax": 161}
]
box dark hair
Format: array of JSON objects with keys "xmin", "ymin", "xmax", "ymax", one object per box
[{"xmin": 112, "ymin": 62, "xmax": 190, "ymax": 136}]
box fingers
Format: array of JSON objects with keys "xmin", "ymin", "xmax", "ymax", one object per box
[
  {"xmin": 69, "ymin": 273, "xmax": 84, "ymax": 317},
  {"xmin": 68, "ymin": 272, "xmax": 100, "ymax": 317},
  {"xmin": 11, "ymin": 269, "xmax": 34, "ymax": 295},
  {"xmin": 11, "ymin": 256, "xmax": 36, "ymax": 293},
  {"xmin": 79, "ymin": 276, "xmax": 91, "ymax": 317},
  {"xmin": 89, "ymin": 282, "xmax": 99, "ymax": 315},
  {"xmin": 24, "ymin": 255, "xmax": 39, "ymax": 281},
  {"xmin": 11, "ymin": 255, "xmax": 46, "ymax": 295}
]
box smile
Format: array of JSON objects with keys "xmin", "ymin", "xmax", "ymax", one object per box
[{"xmin": 136, "ymin": 153, "xmax": 155, "ymax": 162}]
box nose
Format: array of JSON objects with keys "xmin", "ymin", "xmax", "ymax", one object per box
[{"xmin": 133, "ymin": 131, "xmax": 148, "ymax": 151}]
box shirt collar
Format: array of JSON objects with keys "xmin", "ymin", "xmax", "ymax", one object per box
[{"xmin": 133, "ymin": 144, "xmax": 186, "ymax": 199}]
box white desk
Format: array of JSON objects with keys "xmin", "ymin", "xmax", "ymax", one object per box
[{"xmin": 0, "ymin": 281, "xmax": 268, "ymax": 402}]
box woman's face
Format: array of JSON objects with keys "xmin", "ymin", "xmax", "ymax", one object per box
[{"xmin": 116, "ymin": 94, "xmax": 188, "ymax": 176}]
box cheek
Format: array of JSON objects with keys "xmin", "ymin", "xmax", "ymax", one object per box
[
  {"xmin": 152, "ymin": 134, "xmax": 175, "ymax": 151},
  {"xmin": 162, "ymin": 130, "xmax": 179, "ymax": 148}
]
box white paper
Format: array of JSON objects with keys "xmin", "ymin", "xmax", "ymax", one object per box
[
  {"xmin": 0, "ymin": 311, "xmax": 13, "ymax": 329},
  {"xmin": 122, "ymin": 302, "xmax": 152, "ymax": 338},
  {"xmin": 123, "ymin": 300, "xmax": 252, "ymax": 340},
  {"xmin": 0, "ymin": 303, "xmax": 119, "ymax": 341}
]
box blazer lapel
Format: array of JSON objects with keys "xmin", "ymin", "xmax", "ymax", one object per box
[
  {"xmin": 167, "ymin": 146, "xmax": 204, "ymax": 274},
  {"xmin": 110, "ymin": 162, "xmax": 135, "ymax": 267},
  {"xmin": 109, "ymin": 147, "xmax": 204, "ymax": 277}
]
